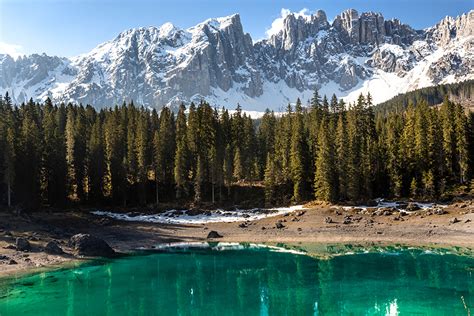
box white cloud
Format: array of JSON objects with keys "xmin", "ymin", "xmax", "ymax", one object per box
[
  {"xmin": 0, "ymin": 41, "xmax": 24, "ymax": 59},
  {"xmin": 265, "ymin": 8, "xmax": 312, "ymax": 38}
]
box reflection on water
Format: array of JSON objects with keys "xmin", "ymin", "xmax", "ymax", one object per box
[{"xmin": 0, "ymin": 246, "xmax": 473, "ymax": 315}]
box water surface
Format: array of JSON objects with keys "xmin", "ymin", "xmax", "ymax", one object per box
[{"xmin": 0, "ymin": 245, "xmax": 473, "ymax": 315}]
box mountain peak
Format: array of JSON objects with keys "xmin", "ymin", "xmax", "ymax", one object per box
[
  {"xmin": 195, "ymin": 13, "xmax": 242, "ymax": 31},
  {"xmin": 159, "ymin": 22, "xmax": 179, "ymax": 38},
  {"xmin": 1, "ymin": 9, "xmax": 473, "ymax": 112}
]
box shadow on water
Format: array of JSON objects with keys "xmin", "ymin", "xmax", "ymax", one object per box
[{"xmin": 0, "ymin": 244, "xmax": 473, "ymax": 316}]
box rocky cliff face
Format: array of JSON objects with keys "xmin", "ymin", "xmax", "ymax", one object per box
[{"xmin": 1, "ymin": 9, "xmax": 473, "ymax": 112}]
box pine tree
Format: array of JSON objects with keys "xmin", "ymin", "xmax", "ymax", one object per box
[
  {"xmin": 440, "ymin": 97, "xmax": 456, "ymax": 180},
  {"xmin": 264, "ymin": 154, "xmax": 276, "ymax": 206},
  {"xmin": 154, "ymin": 107, "xmax": 176, "ymax": 203},
  {"xmin": 335, "ymin": 113, "xmax": 348, "ymax": 200},
  {"xmin": 290, "ymin": 98, "xmax": 306, "ymax": 202},
  {"xmin": 17, "ymin": 100, "xmax": 43, "ymax": 207},
  {"xmin": 330, "ymin": 94, "xmax": 338, "ymax": 113},
  {"xmin": 136, "ymin": 110, "xmax": 150, "ymax": 205},
  {"xmin": 454, "ymin": 103, "xmax": 468, "ymax": 183},
  {"xmin": 314, "ymin": 118, "xmax": 336, "ymax": 202},
  {"xmin": 174, "ymin": 104, "xmax": 189, "ymax": 199},
  {"xmin": 310, "ymin": 89, "xmax": 321, "ymax": 109},
  {"xmin": 322, "ymin": 95, "xmax": 329, "ymax": 113},
  {"xmin": 3, "ymin": 122, "xmax": 15, "ymax": 207},
  {"xmin": 65, "ymin": 106, "xmax": 77, "ymax": 200},
  {"xmin": 233, "ymin": 148, "xmax": 243, "ymax": 182},
  {"xmin": 221, "ymin": 109, "xmax": 233, "ymax": 196},
  {"xmin": 88, "ymin": 116, "xmax": 105, "ymax": 203}
]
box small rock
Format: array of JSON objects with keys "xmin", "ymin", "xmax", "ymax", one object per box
[
  {"xmin": 261, "ymin": 226, "xmax": 266, "ymax": 230},
  {"xmin": 238, "ymin": 223, "xmax": 247, "ymax": 228},
  {"xmin": 276, "ymin": 222, "xmax": 285, "ymax": 229},
  {"xmin": 325, "ymin": 217, "xmax": 333, "ymax": 224},
  {"xmin": 242, "ymin": 214, "xmax": 250, "ymax": 218},
  {"xmin": 16, "ymin": 237, "xmax": 31, "ymax": 252},
  {"xmin": 207, "ymin": 231, "xmax": 223, "ymax": 238},
  {"xmin": 366, "ymin": 219, "xmax": 374, "ymax": 224},
  {"xmin": 8, "ymin": 259, "xmax": 17, "ymax": 265},
  {"xmin": 434, "ymin": 209, "xmax": 447, "ymax": 215},
  {"xmin": 45, "ymin": 241, "xmax": 64, "ymax": 255},
  {"xmin": 450, "ymin": 217, "xmax": 461, "ymax": 224},
  {"xmin": 296, "ymin": 211, "xmax": 306, "ymax": 217},
  {"xmin": 343, "ymin": 216, "xmax": 352, "ymax": 225},
  {"xmin": 297, "ymin": 228, "xmax": 302, "ymax": 232},
  {"xmin": 459, "ymin": 204, "xmax": 467, "ymax": 209},
  {"xmin": 0, "ymin": 255, "xmax": 9, "ymax": 260},
  {"xmin": 465, "ymin": 219, "xmax": 471, "ymax": 223},
  {"xmin": 334, "ymin": 209, "xmax": 342, "ymax": 216},
  {"xmin": 4, "ymin": 245, "xmax": 16, "ymax": 250}
]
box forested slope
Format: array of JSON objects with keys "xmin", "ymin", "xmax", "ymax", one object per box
[{"xmin": 0, "ymin": 89, "xmax": 472, "ymax": 209}]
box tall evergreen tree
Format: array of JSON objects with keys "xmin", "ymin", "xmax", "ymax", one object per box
[{"xmin": 174, "ymin": 104, "xmax": 189, "ymax": 199}]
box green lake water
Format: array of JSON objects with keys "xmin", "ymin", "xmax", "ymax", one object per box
[{"xmin": 0, "ymin": 244, "xmax": 473, "ymax": 315}]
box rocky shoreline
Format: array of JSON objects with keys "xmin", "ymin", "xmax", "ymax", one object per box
[{"xmin": 1, "ymin": 199, "xmax": 473, "ymax": 278}]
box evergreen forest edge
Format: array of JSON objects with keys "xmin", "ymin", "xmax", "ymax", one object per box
[{"xmin": 0, "ymin": 80, "xmax": 473, "ymax": 210}]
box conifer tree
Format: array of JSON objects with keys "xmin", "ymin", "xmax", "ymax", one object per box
[
  {"xmin": 330, "ymin": 94, "xmax": 338, "ymax": 113},
  {"xmin": 88, "ymin": 116, "xmax": 105, "ymax": 203},
  {"xmin": 154, "ymin": 107, "xmax": 176, "ymax": 203},
  {"xmin": 290, "ymin": 98, "xmax": 306, "ymax": 202},
  {"xmin": 314, "ymin": 118, "xmax": 336, "ymax": 202},
  {"xmin": 135, "ymin": 111, "xmax": 150, "ymax": 205},
  {"xmin": 3, "ymin": 122, "xmax": 15, "ymax": 207},
  {"xmin": 174, "ymin": 104, "xmax": 189, "ymax": 199},
  {"xmin": 335, "ymin": 112, "xmax": 348, "ymax": 200},
  {"xmin": 264, "ymin": 154, "xmax": 276, "ymax": 206}
]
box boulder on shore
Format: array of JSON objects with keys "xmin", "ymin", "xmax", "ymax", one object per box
[
  {"xmin": 68, "ymin": 234, "xmax": 115, "ymax": 257},
  {"xmin": 406, "ymin": 203, "xmax": 421, "ymax": 212},
  {"xmin": 16, "ymin": 237, "xmax": 31, "ymax": 251},
  {"xmin": 45, "ymin": 240, "xmax": 64, "ymax": 255},
  {"xmin": 207, "ymin": 231, "xmax": 223, "ymax": 239}
]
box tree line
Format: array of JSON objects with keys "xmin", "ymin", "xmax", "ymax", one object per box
[
  {"xmin": 0, "ymin": 91, "xmax": 472, "ymax": 209},
  {"xmin": 375, "ymin": 79, "xmax": 474, "ymax": 115}
]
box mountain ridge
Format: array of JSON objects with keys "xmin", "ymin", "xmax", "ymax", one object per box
[{"xmin": 1, "ymin": 9, "xmax": 473, "ymax": 112}]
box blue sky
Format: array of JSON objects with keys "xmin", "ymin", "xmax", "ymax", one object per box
[{"xmin": 0, "ymin": 0, "xmax": 472, "ymax": 57}]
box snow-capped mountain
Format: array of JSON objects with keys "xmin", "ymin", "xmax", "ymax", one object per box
[{"xmin": 1, "ymin": 9, "xmax": 473, "ymax": 112}]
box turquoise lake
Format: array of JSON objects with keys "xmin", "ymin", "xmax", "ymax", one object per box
[{"xmin": 0, "ymin": 244, "xmax": 473, "ymax": 315}]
